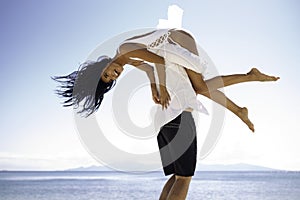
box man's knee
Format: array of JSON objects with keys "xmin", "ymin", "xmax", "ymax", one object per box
[{"xmin": 175, "ymin": 175, "xmax": 192, "ymax": 182}]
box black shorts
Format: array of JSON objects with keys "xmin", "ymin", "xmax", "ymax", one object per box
[{"xmin": 157, "ymin": 111, "xmax": 197, "ymax": 177}]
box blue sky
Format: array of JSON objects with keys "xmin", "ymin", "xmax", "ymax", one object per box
[{"xmin": 0, "ymin": 0, "xmax": 299, "ymax": 170}]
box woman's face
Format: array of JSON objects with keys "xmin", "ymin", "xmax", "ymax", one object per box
[{"xmin": 101, "ymin": 62, "xmax": 124, "ymax": 83}]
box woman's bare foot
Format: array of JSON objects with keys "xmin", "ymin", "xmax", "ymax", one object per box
[
  {"xmin": 238, "ymin": 107, "xmax": 255, "ymax": 132},
  {"xmin": 247, "ymin": 68, "xmax": 280, "ymax": 81}
]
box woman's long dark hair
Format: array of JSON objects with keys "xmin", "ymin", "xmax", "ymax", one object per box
[{"xmin": 52, "ymin": 56, "xmax": 116, "ymax": 117}]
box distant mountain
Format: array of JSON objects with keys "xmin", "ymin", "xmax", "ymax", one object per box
[
  {"xmin": 68, "ymin": 165, "xmax": 112, "ymax": 171},
  {"xmin": 67, "ymin": 163, "xmax": 276, "ymax": 172},
  {"xmin": 196, "ymin": 163, "xmax": 275, "ymax": 171}
]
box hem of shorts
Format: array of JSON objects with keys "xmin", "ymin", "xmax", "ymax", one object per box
[{"xmin": 164, "ymin": 172, "xmax": 195, "ymax": 177}]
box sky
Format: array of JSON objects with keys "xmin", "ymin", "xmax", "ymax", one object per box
[{"xmin": 0, "ymin": 0, "xmax": 299, "ymax": 171}]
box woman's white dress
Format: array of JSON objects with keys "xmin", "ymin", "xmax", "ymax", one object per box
[{"xmin": 120, "ymin": 29, "xmax": 209, "ymax": 132}]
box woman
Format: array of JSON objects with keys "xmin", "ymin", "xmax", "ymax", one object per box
[
  {"xmin": 53, "ymin": 28, "xmax": 278, "ymax": 130},
  {"xmin": 53, "ymin": 28, "xmax": 279, "ymax": 200}
]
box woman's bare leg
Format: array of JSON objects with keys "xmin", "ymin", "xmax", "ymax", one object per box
[
  {"xmin": 170, "ymin": 29, "xmax": 279, "ymax": 91},
  {"xmin": 204, "ymin": 68, "xmax": 279, "ymax": 91},
  {"xmin": 170, "ymin": 29, "xmax": 279, "ymax": 90},
  {"xmin": 185, "ymin": 68, "xmax": 255, "ymax": 132},
  {"xmin": 170, "ymin": 30, "xmax": 278, "ymax": 131},
  {"xmin": 201, "ymin": 89, "xmax": 255, "ymax": 132},
  {"xmin": 159, "ymin": 175, "xmax": 176, "ymax": 200}
]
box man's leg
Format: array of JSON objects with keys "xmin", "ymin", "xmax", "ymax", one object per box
[
  {"xmin": 159, "ymin": 174, "xmax": 176, "ymax": 200},
  {"xmin": 157, "ymin": 112, "xmax": 195, "ymax": 200},
  {"xmin": 166, "ymin": 175, "xmax": 192, "ymax": 200}
]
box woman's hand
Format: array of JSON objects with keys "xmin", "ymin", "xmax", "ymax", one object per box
[
  {"xmin": 151, "ymin": 84, "xmax": 160, "ymax": 104},
  {"xmin": 159, "ymin": 85, "xmax": 171, "ymax": 110},
  {"xmin": 151, "ymin": 84, "xmax": 171, "ymax": 109},
  {"xmin": 127, "ymin": 58, "xmax": 171, "ymax": 108}
]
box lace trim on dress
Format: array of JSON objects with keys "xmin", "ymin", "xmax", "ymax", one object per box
[{"xmin": 147, "ymin": 31, "xmax": 171, "ymax": 50}]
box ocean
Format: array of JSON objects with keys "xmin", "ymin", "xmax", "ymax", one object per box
[{"xmin": 0, "ymin": 171, "xmax": 299, "ymax": 200}]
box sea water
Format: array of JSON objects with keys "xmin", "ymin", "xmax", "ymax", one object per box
[{"xmin": 0, "ymin": 171, "xmax": 299, "ymax": 200}]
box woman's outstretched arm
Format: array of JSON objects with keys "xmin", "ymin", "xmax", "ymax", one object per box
[
  {"xmin": 128, "ymin": 59, "xmax": 171, "ymax": 108},
  {"xmin": 119, "ymin": 44, "xmax": 171, "ymax": 109},
  {"xmin": 118, "ymin": 43, "xmax": 165, "ymax": 65}
]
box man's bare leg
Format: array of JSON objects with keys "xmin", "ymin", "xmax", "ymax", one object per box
[
  {"xmin": 159, "ymin": 174, "xmax": 176, "ymax": 200},
  {"xmin": 166, "ymin": 175, "xmax": 192, "ymax": 200}
]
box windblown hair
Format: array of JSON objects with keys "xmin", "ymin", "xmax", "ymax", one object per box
[{"xmin": 52, "ymin": 56, "xmax": 115, "ymax": 117}]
